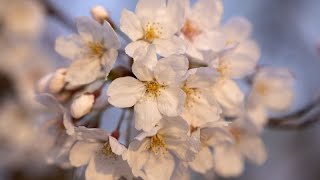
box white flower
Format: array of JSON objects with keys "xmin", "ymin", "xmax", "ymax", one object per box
[
  {"xmin": 35, "ymin": 94, "xmax": 76, "ymax": 167},
  {"xmin": 179, "ymin": 0, "xmax": 225, "ymax": 61},
  {"xmin": 69, "ymin": 127, "xmax": 133, "ymax": 180},
  {"xmin": 188, "ymin": 121, "xmax": 232, "ymax": 174},
  {"xmin": 209, "ymin": 17, "xmax": 260, "ymax": 79},
  {"xmin": 250, "ymin": 67, "xmax": 294, "ymax": 111},
  {"xmin": 36, "ymin": 94, "xmax": 75, "ymax": 135},
  {"xmin": 107, "ymin": 46, "xmax": 188, "ymax": 132},
  {"xmin": 126, "ymin": 116, "xmax": 199, "ymax": 180},
  {"xmin": 212, "ymin": 79, "xmax": 244, "ymax": 116},
  {"xmin": 213, "ymin": 120, "xmax": 267, "ymax": 177},
  {"xmin": 55, "ymin": 16, "xmax": 120, "ymax": 86},
  {"xmin": 181, "ymin": 67, "xmax": 222, "ymax": 127},
  {"xmin": 120, "ymin": 0, "xmax": 186, "ymax": 57}
]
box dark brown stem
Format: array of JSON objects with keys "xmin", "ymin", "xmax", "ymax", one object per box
[{"xmin": 267, "ymin": 96, "xmax": 320, "ymax": 130}]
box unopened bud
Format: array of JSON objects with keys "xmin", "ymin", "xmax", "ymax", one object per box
[
  {"xmin": 70, "ymin": 94, "xmax": 95, "ymax": 119},
  {"xmin": 49, "ymin": 68, "xmax": 67, "ymax": 94},
  {"xmin": 91, "ymin": 5, "xmax": 109, "ymax": 24}
]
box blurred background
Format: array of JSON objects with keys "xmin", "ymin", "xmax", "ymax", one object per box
[{"xmin": 0, "ymin": 0, "xmax": 319, "ymax": 179}]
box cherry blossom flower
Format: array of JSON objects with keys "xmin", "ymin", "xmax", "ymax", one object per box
[
  {"xmin": 126, "ymin": 116, "xmax": 199, "ymax": 180},
  {"xmin": 69, "ymin": 127, "xmax": 133, "ymax": 180},
  {"xmin": 107, "ymin": 46, "xmax": 188, "ymax": 132},
  {"xmin": 188, "ymin": 121, "xmax": 232, "ymax": 174},
  {"xmin": 209, "ymin": 17, "xmax": 260, "ymax": 80},
  {"xmin": 181, "ymin": 67, "xmax": 222, "ymax": 127},
  {"xmin": 120, "ymin": 0, "xmax": 186, "ymax": 57},
  {"xmin": 213, "ymin": 120, "xmax": 267, "ymax": 177},
  {"xmin": 55, "ymin": 16, "xmax": 120, "ymax": 86},
  {"xmin": 179, "ymin": 0, "xmax": 225, "ymax": 61}
]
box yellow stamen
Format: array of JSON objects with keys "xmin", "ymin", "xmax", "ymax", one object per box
[
  {"xmin": 87, "ymin": 41, "xmax": 105, "ymax": 58},
  {"xmin": 255, "ymin": 82, "xmax": 269, "ymax": 96},
  {"xmin": 145, "ymin": 81, "xmax": 163, "ymax": 97},
  {"xmin": 101, "ymin": 143, "xmax": 116, "ymax": 158},
  {"xmin": 216, "ymin": 61, "xmax": 229, "ymax": 77},
  {"xmin": 229, "ymin": 127, "xmax": 242, "ymax": 143},
  {"xmin": 182, "ymin": 86, "xmax": 200, "ymax": 108},
  {"xmin": 144, "ymin": 22, "xmax": 162, "ymax": 43},
  {"xmin": 149, "ymin": 134, "xmax": 167, "ymax": 155}
]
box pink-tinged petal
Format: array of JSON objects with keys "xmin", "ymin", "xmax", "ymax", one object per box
[
  {"xmin": 239, "ymin": 136, "xmax": 267, "ymax": 165},
  {"xmin": 214, "ymin": 145, "xmax": 244, "ymax": 177},
  {"xmin": 222, "ymin": 17, "xmax": 252, "ymax": 42},
  {"xmin": 135, "ymin": 0, "xmax": 166, "ymax": 19},
  {"xmin": 107, "ymin": 77, "xmax": 146, "ymax": 108},
  {"xmin": 189, "ymin": 146, "xmax": 213, "ymax": 174}
]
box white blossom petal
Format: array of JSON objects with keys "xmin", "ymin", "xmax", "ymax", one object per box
[
  {"xmin": 154, "ymin": 55, "xmax": 188, "ymax": 85},
  {"xmin": 214, "ymin": 145, "xmax": 244, "ymax": 177},
  {"xmin": 239, "ymin": 136, "xmax": 267, "ymax": 165},
  {"xmin": 101, "ymin": 49, "xmax": 118, "ymax": 77},
  {"xmin": 65, "ymin": 59, "xmax": 102, "ymax": 86},
  {"xmin": 109, "ymin": 136, "xmax": 127, "ymax": 156},
  {"xmin": 55, "ymin": 34, "xmax": 84, "ymax": 60},
  {"xmin": 222, "ymin": 17, "xmax": 252, "ymax": 42},
  {"xmin": 69, "ymin": 141, "xmax": 100, "ymax": 167},
  {"xmin": 120, "ymin": 9, "xmax": 144, "ymax": 41},
  {"xmin": 157, "ymin": 87, "xmax": 186, "ymax": 117},
  {"xmin": 134, "ymin": 96, "xmax": 162, "ymax": 132},
  {"xmin": 153, "ymin": 36, "xmax": 186, "ymax": 57},
  {"xmin": 101, "ymin": 21, "xmax": 120, "ymax": 49},
  {"xmin": 125, "ymin": 40, "xmax": 150, "ymax": 58},
  {"xmin": 107, "ymin": 77, "xmax": 146, "ymax": 108},
  {"xmin": 189, "ymin": 146, "xmax": 213, "ymax": 174}
]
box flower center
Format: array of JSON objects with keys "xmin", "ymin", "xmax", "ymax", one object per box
[
  {"xmin": 149, "ymin": 134, "xmax": 167, "ymax": 155},
  {"xmin": 254, "ymin": 81, "xmax": 268, "ymax": 96},
  {"xmin": 87, "ymin": 41, "xmax": 105, "ymax": 58},
  {"xmin": 144, "ymin": 22, "xmax": 162, "ymax": 43},
  {"xmin": 229, "ymin": 127, "xmax": 242, "ymax": 143},
  {"xmin": 181, "ymin": 19, "xmax": 201, "ymax": 42},
  {"xmin": 216, "ymin": 61, "xmax": 229, "ymax": 77},
  {"xmin": 101, "ymin": 142, "xmax": 116, "ymax": 158},
  {"xmin": 145, "ymin": 81, "xmax": 162, "ymax": 97},
  {"xmin": 182, "ymin": 86, "xmax": 200, "ymax": 108}
]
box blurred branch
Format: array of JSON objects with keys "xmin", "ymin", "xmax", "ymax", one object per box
[
  {"xmin": 268, "ymin": 97, "xmax": 320, "ymax": 129},
  {"xmin": 42, "ymin": 0, "xmax": 76, "ymax": 31}
]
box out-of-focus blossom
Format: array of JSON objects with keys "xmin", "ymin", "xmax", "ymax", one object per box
[
  {"xmin": 69, "ymin": 127, "xmax": 133, "ymax": 180},
  {"xmin": 213, "ymin": 120, "xmax": 267, "ymax": 177},
  {"xmin": 70, "ymin": 94, "xmax": 95, "ymax": 119},
  {"xmin": 55, "ymin": 17, "xmax": 120, "ymax": 86},
  {"xmin": 0, "ymin": 0, "xmax": 45, "ymax": 39},
  {"xmin": 126, "ymin": 116, "xmax": 199, "ymax": 180},
  {"xmin": 107, "ymin": 46, "xmax": 188, "ymax": 132},
  {"xmin": 120, "ymin": 0, "xmax": 186, "ymax": 57},
  {"xmin": 181, "ymin": 67, "xmax": 222, "ymax": 127},
  {"xmin": 179, "ymin": 0, "xmax": 225, "ymax": 61}
]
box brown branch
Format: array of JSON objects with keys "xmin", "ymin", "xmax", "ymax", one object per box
[{"xmin": 267, "ymin": 96, "xmax": 320, "ymax": 130}]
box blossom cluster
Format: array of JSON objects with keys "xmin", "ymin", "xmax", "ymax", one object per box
[{"xmin": 36, "ymin": 0, "xmax": 295, "ymax": 179}]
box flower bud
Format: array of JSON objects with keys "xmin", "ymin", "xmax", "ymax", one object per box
[
  {"xmin": 91, "ymin": 5, "xmax": 109, "ymax": 24},
  {"xmin": 70, "ymin": 94, "xmax": 95, "ymax": 119},
  {"xmin": 49, "ymin": 68, "xmax": 67, "ymax": 94}
]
